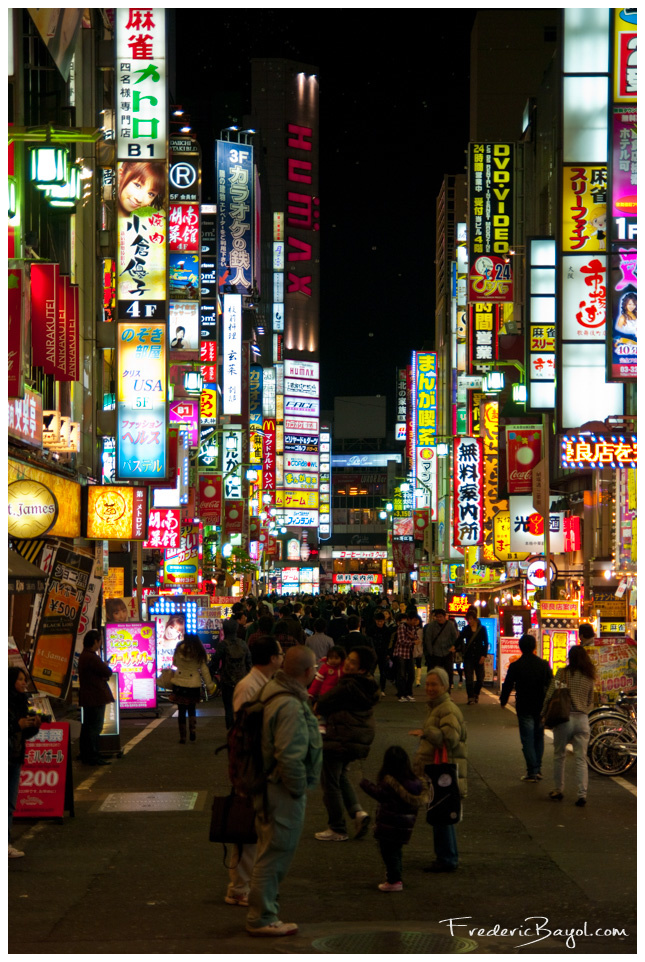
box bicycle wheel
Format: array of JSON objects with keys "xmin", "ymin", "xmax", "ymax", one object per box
[
  {"xmin": 588, "ymin": 728, "xmax": 637, "ymax": 776},
  {"xmin": 588, "ymin": 710, "xmax": 633, "ymax": 740}
]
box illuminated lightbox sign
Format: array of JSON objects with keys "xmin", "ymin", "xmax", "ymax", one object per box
[
  {"xmin": 508, "ymin": 496, "xmax": 565, "ymax": 554},
  {"xmin": 284, "ymin": 396, "xmax": 319, "ymax": 417},
  {"xmin": 86, "ymin": 486, "xmax": 147, "ymax": 540},
  {"xmin": 222, "ymin": 294, "xmax": 242, "ymax": 415},
  {"xmin": 276, "ymin": 490, "xmax": 319, "ymax": 510},
  {"xmin": 169, "ymin": 252, "xmax": 200, "ymax": 301},
  {"xmin": 281, "ymin": 509, "xmax": 318, "ymax": 527},
  {"xmin": 284, "ymin": 472, "xmax": 318, "ymax": 490},
  {"xmin": 562, "ymin": 165, "xmax": 607, "ymax": 254},
  {"xmin": 169, "ymin": 300, "xmax": 199, "ymax": 351},
  {"xmin": 284, "ymin": 433, "xmax": 320, "ymax": 453},
  {"xmin": 453, "ymin": 436, "xmax": 484, "ymax": 546},
  {"xmin": 285, "ymin": 360, "xmax": 319, "ymax": 380},
  {"xmin": 333, "ymin": 573, "xmax": 383, "ymax": 585},
  {"xmin": 284, "ymin": 377, "xmax": 319, "ymax": 398},
  {"xmin": 285, "ymin": 453, "xmax": 319, "ymax": 471},
  {"xmin": 105, "ymin": 622, "xmax": 157, "ymax": 711},
  {"xmin": 116, "ymin": 321, "xmax": 167, "ymax": 480},
  {"xmin": 143, "ymin": 507, "xmax": 181, "ymax": 549},
  {"xmin": 284, "ymin": 416, "xmax": 319, "ymax": 435},
  {"xmin": 467, "ymin": 143, "xmax": 514, "ymax": 302},
  {"xmin": 560, "ymin": 435, "xmax": 637, "ymax": 469},
  {"xmin": 169, "ymin": 157, "xmax": 199, "ymax": 203},
  {"xmin": 117, "ymin": 171, "xmax": 167, "ymax": 317},
  {"xmin": 116, "ymin": 8, "xmax": 167, "ymax": 162},
  {"xmin": 216, "ymin": 140, "xmax": 254, "ymax": 292},
  {"xmin": 561, "ymin": 255, "xmax": 606, "ymax": 340},
  {"xmin": 333, "ymin": 551, "xmax": 388, "ymax": 560}
]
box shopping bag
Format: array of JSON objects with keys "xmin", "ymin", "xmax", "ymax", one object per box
[
  {"xmin": 425, "ymin": 744, "xmax": 461, "ymax": 826},
  {"xmin": 209, "ymin": 791, "xmax": 257, "ymax": 845},
  {"xmin": 543, "ymin": 675, "xmax": 571, "ymax": 729}
]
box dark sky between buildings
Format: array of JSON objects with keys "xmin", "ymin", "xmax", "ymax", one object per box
[{"xmin": 175, "ymin": 10, "xmax": 475, "ymax": 420}]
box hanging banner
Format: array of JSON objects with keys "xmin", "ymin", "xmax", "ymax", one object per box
[
  {"xmin": 30, "ymin": 263, "xmax": 58, "ymax": 374},
  {"xmin": 392, "ymin": 540, "xmax": 415, "ymax": 573},
  {"xmin": 222, "ymin": 293, "xmax": 242, "ymax": 415},
  {"xmin": 117, "ymin": 165, "xmax": 167, "ymax": 316},
  {"xmin": 8, "ymin": 266, "xmax": 25, "ymax": 399},
  {"xmin": 163, "ymin": 520, "xmax": 202, "ymax": 586},
  {"xmin": 453, "ymin": 436, "xmax": 484, "ymax": 546},
  {"xmin": 198, "ymin": 475, "xmax": 222, "ymax": 525},
  {"xmin": 29, "ymin": 545, "xmax": 95, "ymax": 699},
  {"xmin": 468, "ymin": 303, "xmax": 499, "ymax": 366}
]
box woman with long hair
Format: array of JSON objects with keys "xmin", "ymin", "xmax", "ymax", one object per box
[
  {"xmin": 8, "ymin": 668, "xmax": 42, "ymax": 857},
  {"xmin": 117, "ymin": 160, "xmax": 165, "ymax": 217},
  {"xmin": 542, "ymin": 644, "xmax": 596, "ymax": 806},
  {"xmin": 171, "ymin": 633, "xmax": 215, "ymax": 743}
]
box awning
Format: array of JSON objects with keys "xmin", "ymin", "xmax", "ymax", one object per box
[{"xmin": 8, "ymin": 549, "xmax": 48, "ymax": 594}]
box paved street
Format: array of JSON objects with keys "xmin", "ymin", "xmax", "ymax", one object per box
[{"xmin": 9, "ymin": 679, "xmax": 636, "ymax": 955}]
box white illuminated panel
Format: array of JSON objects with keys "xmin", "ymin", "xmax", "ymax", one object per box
[
  {"xmin": 273, "ymin": 272, "xmax": 284, "ymax": 302},
  {"xmin": 284, "ymin": 377, "xmax": 319, "ymax": 398},
  {"xmin": 273, "ymin": 241, "xmax": 285, "ymax": 271},
  {"xmin": 222, "ymin": 294, "xmax": 242, "ymax": 415},
  {"xmin": 263, "ymin": 367, "xmax": 276, "ymax": 417},
  {"xmin": 285, "ymin": 359, "xmax": 319, "ymax": 380}
]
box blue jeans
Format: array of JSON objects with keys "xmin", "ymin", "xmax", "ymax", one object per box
[
  {"xmin": 552, "ymin": 712, "xmax": 590, "ymax": 798},
  {"xmin": 8, "ymin": 762, "xmax": 22, "ymax": 842},
  {"xmin": 517, "ymin": 713, "xmax": 545, "ymax": 776},
  {"xmin": 433, "ymin": 822, "xmax": 458, "ymax": 868}
]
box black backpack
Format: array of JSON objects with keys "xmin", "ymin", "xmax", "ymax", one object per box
[{"xmin": 223, "ymin": 691, "xmax": 299, "ymax": 797}]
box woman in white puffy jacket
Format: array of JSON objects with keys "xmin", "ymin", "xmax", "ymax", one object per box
[{"xmin": 171, "ymin": 634, "xmax": 215, "ymax": 743}]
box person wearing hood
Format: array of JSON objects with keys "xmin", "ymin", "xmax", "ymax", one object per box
[
  {"xmin": 214, "ymin": 619, "xmax": 252, "ymax": 728},
  {"xmin": 410, "ymin": 666, "xmax": 467, "ymax": 873},
  {"xmin": 9, "ymin": 667, "xmax": 42, "ymax": 858},
  {"xmin": 314, "ymin": 646, "xmax": 380, "ymax": 842}
]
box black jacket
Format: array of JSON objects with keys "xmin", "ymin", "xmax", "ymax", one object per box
[
  {"xmin": 9, "ymin": 690, "xmax": 41, "ymax": 765},
  {"xmin": 359, "ymin": 774, "xmax": 428, "ymax": 843},
  {"xmin": 317, "ymin": 672, "xmax": 380, "ymax": 759},
  {"xmin": 459, "ymin": 622, "xmax": 489, "ymax": 663},
  {"xmin": 500, "ymin": 653, "xmax": 553, "ymax": 716},
  {"xmin": 370, "ymin": 623, "xmax": 396, "ymax": 654}
]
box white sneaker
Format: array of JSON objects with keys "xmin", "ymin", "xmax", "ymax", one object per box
[
  {"xmin": 247, "ymin": 921, "xmax": 298, "ymax": 937},
  {"xmin": 354, "ymin": 811, "xmax": 370, "ymax": 838},
  {"xmin": 406, "ymin": 695, "xmax": 415, "ymax": 702},
  {"xmin": 224, "ymin": 892, "xmax": 249, "ymax": 906},
  {"xmin": 398, "ymin": 697, "xmax": 408, "ymax": 702},
  {"xmin": 8, "ymin": 845, "xmax": 25, "ymax": 859},
  {"xmin": 315, "ymin": 829, "xmax": 348, "ymax": 841}
]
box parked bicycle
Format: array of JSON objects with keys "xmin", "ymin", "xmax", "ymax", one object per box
[
  {"xmin": 588, "ymin": 689, "xmax": 636, "ymax": 742},
  {"xmin": 587, "ymin": 702, "xmax": 637, "ymax": 777}
]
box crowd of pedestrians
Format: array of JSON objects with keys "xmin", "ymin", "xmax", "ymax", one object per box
[{"xmin": 9, "ymin": 588, "xmax": 596, "ymax": 934}]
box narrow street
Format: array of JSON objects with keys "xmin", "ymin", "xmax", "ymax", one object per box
[{"xmin": 9, "ymin": 682, "xmax": 636, "ymax": 955}]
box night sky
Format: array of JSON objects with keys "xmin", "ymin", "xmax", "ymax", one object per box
[{"xmin": 175, "ymin": 10, "xmax": 475, "ymax": 420}]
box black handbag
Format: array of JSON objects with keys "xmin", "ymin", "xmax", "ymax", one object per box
[
  {"xmin": 209, "ymin": 790, "xmax": 257, "ymax": 845},
  {"xmin": 425, "ymin": 745, "xmax": 462, "ymax": 826},
  {"xmin": 543, "ymin": 672, "xmax": 572, "ymax": 729}
]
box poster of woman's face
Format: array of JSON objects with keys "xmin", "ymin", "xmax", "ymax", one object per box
[
  {"xmin": 155, "ymin": 613, "xmax": 186, "ymax": 669},
  {"xmin": 117, "ymin": 161, "xmax": 166, "ymax": 217}
]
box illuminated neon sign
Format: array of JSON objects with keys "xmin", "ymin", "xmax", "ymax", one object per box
[{"xmin": 560, "ymin": 434, "xmax": 637, "ymax": 468}]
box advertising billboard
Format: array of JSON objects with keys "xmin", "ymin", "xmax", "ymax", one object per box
[
  {"xmin": 468, "ymin": 143, "xmax": 514, "ymax": 302},
  {"xmin": 105, "ymin": 622, "xmax": 157, "ymax": 711},
  {"xmin": 216, "ymin": 140, "xmax": 254, "ymax": 292},
  {"xmin": 86, "ymin": 486, "xmax": 147, "ymax": 540},
  {"xmin": 115, "ymin": 8, "xmax": 166, "ymax": 162},
  {"xmin": 116, "ymin": 321, "xmax": 167, "ymax": 480},
  {"xmin": 562, "ymin": 165, "xmax": 607, "ymax": 253},
  {"xmin": 453, "ymin": 436, "xmax": 484, "ymax": 546},
  {"xmin": 609, "ymin": 252, "xmax": 636, "ymax": 380},
  {"xmin": 222, "ymin": 293, "xmax": 242, "ymax": 415}
]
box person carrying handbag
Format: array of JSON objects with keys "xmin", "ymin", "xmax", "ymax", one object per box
[
  {"xmin": 541, "ymin": 645, "xmax": 596, "ymax": 806},
  {"xmin": 409, "ymin": 667, "xmax": 467, "ymax": 873},
  {"xmin": 171, "ymin": 634, "xmax": 216, "ymax": 743}
]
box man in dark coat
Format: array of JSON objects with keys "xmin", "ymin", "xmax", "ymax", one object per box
[
  {"xmin": 78, "ymin": 629, "xmax": 114, "ymax": 765},
  {"xmin": 500, "ymin": 633, "xmax": 553, "ymax": 781},
  {"xmin": 314, "ymin": 646, "xmax": 380, "ymax": 841}
]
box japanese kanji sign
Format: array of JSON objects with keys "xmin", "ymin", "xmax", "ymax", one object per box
[
  {"xmin": 143, "ymin": 507, "xmax": 181, "ymax": 549},
  {"xmin": 86, "ymin": 486, "xmax": 148, "ymax": 540},
  {"xmin": 508, "ymin": 496, "xmax": 565, "ymax": 554},
  {"xmin": 414, "ymin": 351, "xmax": 437, "ymax": 446},
  {"xmin": 453, "ymin": 436, "xmax": 484, "ymax": 546},
  {"xmin": 216, "ymin": 140, "xmax": 254, "ymax": 293},
  {"xmin": 609, "ymin": 253, "xmax": 636, "ymax": 381},
  {"xmin": 116, "ymin": 321, "xmax": 168, "ymax": 480},
  {"xmin": 560, "ymin": 434, "xmax": 637, "ymax": 468},
  {"xmin": 562, "ymin": 165, "xmax": 607, "ymax": 253},
  {"xmin": 469, "ymin": 303, "xmax": 500, "ymax": 367},
  {"xmin": 562, "ymin": 255, "xmax": 606, "ymax": 340},
  {"xmin": 222, "ymin": 293, "xmax": 242, "ymax": 415},
  {"xmin": 169, "ymin": 203, "xmax": 200, "ymax": 252},
  {"xmin": 468, "ymin": 143, "xmax": 514, "ymax": 302},
  {"xmin": 116, "ymin": 8, "xmax": 167, "ymax": 161}
]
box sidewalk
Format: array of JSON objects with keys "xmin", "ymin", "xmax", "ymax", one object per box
[{"xmin": 9, "ymin": 681, "xmax": 636, "ymax": 954}]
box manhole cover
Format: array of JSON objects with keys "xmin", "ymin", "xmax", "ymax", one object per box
[
  {"xmin": 98, "ymin": 792, "xmax": 198, "ymax": 812},
  {"xmin": 311, "ymin": 932, "xmax": 478, "ymax": 953}
]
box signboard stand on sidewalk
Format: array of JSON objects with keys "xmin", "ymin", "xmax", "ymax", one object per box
[{"xmin": 15, "ymin": 722, "xmax": 75, "ymax": 821}]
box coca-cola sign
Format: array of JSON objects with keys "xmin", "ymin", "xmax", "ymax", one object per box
[{"xmin": 505, "ymin": 425, "xmax": 542, "ymax": 495}]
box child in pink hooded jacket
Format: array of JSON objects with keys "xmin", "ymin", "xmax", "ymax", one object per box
[{"xmin": 309, "ymin": 645, "xmax": 346, "ymax": 707}]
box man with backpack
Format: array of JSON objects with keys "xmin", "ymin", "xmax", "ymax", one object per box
[
  {"xmin": 245, "ymin": 646, "xmax": 321, "ymax": 937},
  {"xmin": 223, "ymin": 636, "xmax": 285, "ymax": 909},
  {"xmin": 213, "ymin": 619, "xmax": 251, "ymax": 728}
]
